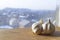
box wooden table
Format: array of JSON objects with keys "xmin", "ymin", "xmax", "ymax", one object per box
[{"xmin": 0, "ymin": 27, "xmax": 60, "ymax": 40}]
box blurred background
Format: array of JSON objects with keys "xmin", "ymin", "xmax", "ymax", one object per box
[{"xmin": 0, "ymin": 0, "xmax": 59, "ymax": 29}]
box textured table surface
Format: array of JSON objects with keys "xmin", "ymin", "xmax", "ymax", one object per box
[{"xmin": 0, "ymin": 27, "xmax": 60, "ymax": 40}]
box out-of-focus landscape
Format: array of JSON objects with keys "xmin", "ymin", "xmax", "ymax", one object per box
[{"xmin": 0, "ymin": 8, "xmax": 56, "ymax": 29}]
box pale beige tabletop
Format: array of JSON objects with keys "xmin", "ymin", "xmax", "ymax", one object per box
[{"xmin": 0, "ymin": 27, "xmax": 60, "ymax": 40}]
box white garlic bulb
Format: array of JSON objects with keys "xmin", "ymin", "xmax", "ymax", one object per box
[
  {"xmin": 32, "ymin": 19, "xmax": 43, "ymax": 35},
  {"xmin": 44, "ymin": 19, "xmax": 55, "ymax": 34},
  {"xmin": 32, "ymin": 19, "xmax": 55, "ymax": 35}
]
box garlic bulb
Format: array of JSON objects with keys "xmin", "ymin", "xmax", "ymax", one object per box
[
  {"xmin": 42, "ymin": 19, "xmax": 55, "ymax": 34},
  {"xmin": 44, "ymin": 19, "xmax": 55, "ymax": 34},
  {"xmin": 32, "ymin": 19, "xmax": 43, "ymax": 35},
  {"xmin": 32, "ymin": 19, "xmax": 55, "ymax": 35}
]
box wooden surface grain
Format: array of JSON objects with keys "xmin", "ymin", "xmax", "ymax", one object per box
[{"xmin": 0, "ymin": 27, "xmax": 60, "ymax": 40}]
